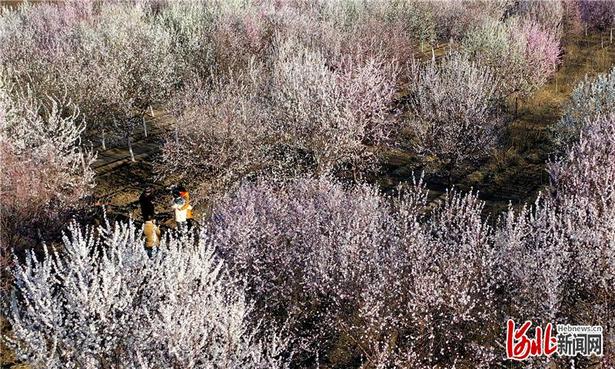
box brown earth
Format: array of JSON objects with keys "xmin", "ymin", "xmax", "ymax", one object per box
[{"xmin": 384, "ymin": 30, "xmax": 615, "ymax": 217}]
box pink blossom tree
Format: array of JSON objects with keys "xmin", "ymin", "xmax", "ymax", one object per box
[
  {"xmin": 0, "ymin": 72, "xmax": 95, "ymax": 295},
  {"xmin": 462, "ymin": 18, "xmax": 561, "ymax": 109},
  {"xmin": 209, "ymin": 176, "xmax": 498, "ymax": 368},
  {"xmin": 315, "ymin": 1, "xmax": 420, "ymax": 66},
  {"xmin": 210, "ymin": 2, "xmax": 276, "ymax": 77},
  {"xmin": 495, "ymin": 113, "xmax": 615, "ymax": 366},
  {"xmin": 158, "ymin": 37, "xmax": 398, "ymax": 199}
]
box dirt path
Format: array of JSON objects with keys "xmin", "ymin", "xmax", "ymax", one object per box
[
  {"xmin": 385, "ymin": 30, "xmax": 615, "ymax": 216},
  {"xmin": 92, "ymin": 111, "xmax": 173, "ymax": 174},
  {"xmin": 91, "ymin": 111, "xmax": 178, "ymax": 224}
]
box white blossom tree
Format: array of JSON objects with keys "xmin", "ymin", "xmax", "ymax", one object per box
[
  {"xmin": 404, "ymin": 52, "xmax": 504, "ymax": 179},
  {"xmin": 71, "ymin": 3, "xmax": 177, "ymax": 156},
  {"xmin": 157, "ymin": 72, "xmax": 271, "ymax": 200},
  {"xmin": 157, "ymin": 1, "xmax": 216, "ymax": 80},
  {"xmin": 269, "ymin": 37, "xmax": 398, "ymax": 177},
  {"xmin": 7, "ymin": 220, "xmax": 291, "ymax": 369},
  {"xmin": 552, "ymin": 66, "xmax": 615, "ymax": 148},
  {"xmin": 428, "ymin": 0, "xmax": 512, "ymax": 42}
]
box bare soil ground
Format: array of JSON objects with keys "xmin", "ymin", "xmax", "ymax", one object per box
[{"xmin": 384, "ymin": 31, "xmax": 615, "ymax": 217}]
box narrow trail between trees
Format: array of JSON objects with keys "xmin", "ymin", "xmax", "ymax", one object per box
[
  {"xmin": 92, "ymin": 111, "xmax": 173, "ymax": 175},
  {"xmin": 91, "ymin": 110, "xmax": 177, "ymax": 224},
  {"xmin": 386, "ymin": 30, "xmax": 615, "ymax": 216}
]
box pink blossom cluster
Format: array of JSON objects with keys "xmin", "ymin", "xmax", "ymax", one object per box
[
  {"xmin": 204, "ymin": 114, "xmax": 614, "ymax": 367},
  {"xmin": 0, "ymin": 73, "xmax": 95, "ymax": 287},
  {"xmin": 463, "ymin": 17, "xmax": 561, "ymax": 100},
  {"xmin": 158, "ymin": 37, "xmax": 398, "ymax": 199}
]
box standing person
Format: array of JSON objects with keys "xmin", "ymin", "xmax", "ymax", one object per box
[
  {"xmin": 177, "ymin": 185, "xmax": 194, "ymax": 227},
  {"xmin": 143, "ymin": 219, "xmax": 161, "ymax": 258},
  {"xmin": 139, "ymin": 186, "xmax": 156, "ymax": 222},
  {"xmin": 172, "ymin": 184, "xmax": 192, "ymax": 232}
]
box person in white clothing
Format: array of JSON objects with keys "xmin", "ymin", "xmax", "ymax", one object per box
[{"xmin": 172, "ymin": 196, "xmax": 192, "ymax": 232}]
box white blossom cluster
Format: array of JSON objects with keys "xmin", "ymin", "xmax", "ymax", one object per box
[
  {"xmin": 552, "ymin": 66, "xmax": 615, "ymax": 147},
  {"xmin": 405, "ymin": 52, "xmax": 504, "ymax": 169},
  {"xmin": 8, "ymin": 220, "xmax": 291, "ymax": 369}
]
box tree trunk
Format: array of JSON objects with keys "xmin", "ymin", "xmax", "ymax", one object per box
[
  {"xmin": 128, "ymin": 134, "xmax": 135, "ymax": 162},
  {"xmin": 149, "ymin": 105, "xmax": 155, "ymax": 117},
  {"xmin": 101, "ymin": 129, "xmax": 106, "ymax": 150},
  {"xmin": 142, "ymin": 114, "xmax": 148, "ymax": 138}
]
